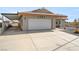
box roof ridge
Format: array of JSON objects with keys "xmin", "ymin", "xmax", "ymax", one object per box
[{"xmin": 31, "ymin": 8, "xmax": 54, "ymax": 14}]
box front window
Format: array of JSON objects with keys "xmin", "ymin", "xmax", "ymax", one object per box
[{"xmin": 37, "ymin": 16, "xmax": 46, "ymax": 19}]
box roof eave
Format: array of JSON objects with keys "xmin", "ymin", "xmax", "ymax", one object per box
[{"xmin": 18, "ymin": 12, "xmax": 67, "ymax": 17}]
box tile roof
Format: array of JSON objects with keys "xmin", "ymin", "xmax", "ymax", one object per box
[
  {"xmin": 19, "ymin": 8, "xmax": 67, "ymax": 17},
  {"xmin": 31, "ymin": 8, "xmax": 54, "ymax": 14}
]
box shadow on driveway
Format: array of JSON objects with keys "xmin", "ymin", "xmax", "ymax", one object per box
[{"xmin": 1, "ymin": 29, "xmax": 53, "ymax": 36}]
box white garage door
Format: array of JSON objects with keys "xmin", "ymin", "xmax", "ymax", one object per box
[{"xmin": 28, "ymin": 19, "xmax": 51, "ymax": 30}]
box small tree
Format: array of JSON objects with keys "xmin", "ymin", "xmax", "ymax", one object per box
[
  {"xmin": 73, "ymin": 19, "xmax": 79, "ymax": 33},
  {"xmin": 73, "ymin": 19, "xmax": 78, "ymax": 28}
]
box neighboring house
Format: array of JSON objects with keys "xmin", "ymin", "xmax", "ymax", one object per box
[
  {"xmin": 0, "ymin": 15, "xmax": 10, "ymax": 34},
  {"xmin": 1, "ymin": 8, "xmax": 68, "ymax": 32}
]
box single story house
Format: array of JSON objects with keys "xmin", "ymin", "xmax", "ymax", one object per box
[{"xmin": 1, "ymin": 8, "xmax": 68, "ymax": 32}]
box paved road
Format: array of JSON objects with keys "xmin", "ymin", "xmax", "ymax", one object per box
[{"xmin": 0, "ymin": 29, "xmax": 79, "ymax": 51}]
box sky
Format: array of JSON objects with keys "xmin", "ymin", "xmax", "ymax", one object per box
[{"xmin": 0, "ymin": 7, "xmax": 79, "ymax": 22}]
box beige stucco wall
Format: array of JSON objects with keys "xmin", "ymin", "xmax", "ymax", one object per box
[
  {"xmin": 20, "ymin": 16, "xmax": 28, "ymax": 31},
  {"xmin": 52, "ymin": 18, "xmax": 56, "ymax": 29},
  {"xmin": 60, "ymin": 20, "xmax": 65, "ymax": 29},
  {"xmin": 0, "ymin": 28, "xmax": 1, "ymax": 34},
  {"xmin": 21, "ymin": 16, "xmax": 65, "ymax": 31},
  {"xmin": 21, "ymin": 16, "xmax": 53, "ymax": 31}
]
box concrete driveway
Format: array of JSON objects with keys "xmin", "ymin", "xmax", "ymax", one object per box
[{"xmin": 0, "ymin": 29, "xmax": 79, "ymax": 51}]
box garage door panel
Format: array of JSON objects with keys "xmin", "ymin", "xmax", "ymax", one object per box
[{"xmin": 28, "ymin": 19, "xmax": 51, "ymax": 30}]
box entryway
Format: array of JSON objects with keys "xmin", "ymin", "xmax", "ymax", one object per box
[{"xmin": 56, "ymin": 20, "xmax": 61, "ymax": 28}]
